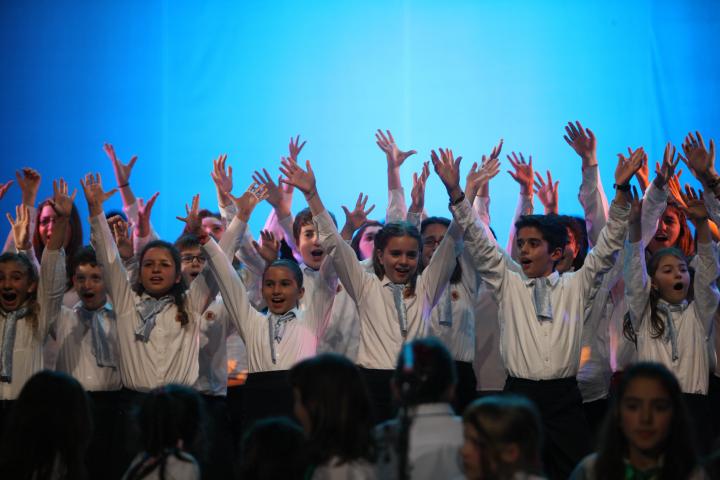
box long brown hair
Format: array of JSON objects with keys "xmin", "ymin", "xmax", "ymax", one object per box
[{"xmin": 372, "ymin": 222, "xmax": 421, "ymax": 297}]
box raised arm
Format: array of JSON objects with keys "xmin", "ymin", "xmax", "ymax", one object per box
[
  {"xmin": 564, "ymin": 121, "xmax": 609, "ymax": 245},
  {"xmin": 641, "ymin": 144, "xmax": 679, "ymax": 244},
  {"xmin": 623, "ymin": 186, "xmax": 650, "ymax": 330},
  {"xmin": 4, "ymin": 168, "xmax": 41, "ymax": 255},
  {"xmin": 406, "ymin": 162, "xmax": 429, "ymax": 229},
  {"xmin": 534, "ymin": 169, "xmax": 559, "ymax": 215},
  {"xmin": 340, "ymin": 193, "xmax": 376, "ymax": 241},
  {"xmin": 376, "ymin": 129, "xmax": 416, "ymax": 222},
  {"xmin": 679, "ymin": 187, "xmax": 720, "ymax": 333},
  {"xmin": 104, "ymin": 143, "xmax": 138, "ymax": 213}
]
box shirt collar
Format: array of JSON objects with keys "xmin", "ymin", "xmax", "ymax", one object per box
[{"xmin": 523, "ymin": 271, "xmax": 560, "ymax": 287}]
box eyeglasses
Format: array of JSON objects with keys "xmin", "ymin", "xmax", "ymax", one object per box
[
  {"xmin": 422, "ymin": 237, "xmax": 443, "ymax": 247},
  {"xmin": 180, "ymin": 254, "xmax": 207, "ymax": 264}
]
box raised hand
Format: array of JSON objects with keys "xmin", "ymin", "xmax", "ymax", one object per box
[
  {"xmin": 49, "ymin": 178, "xmax": 77, "ymax": 219},
  {"xmin": 6, "ymin": 204, "xmax": 31, "ymax": 250},
  {"xmin": 228, "ymin": 182, "xmax": 269, "ymax": 223},
  {"xmin": 252, "ymin": 164, "xmax": 294, "ymax": 218},
  {"xmin": 563, "ymin": 121, "xmax": 597, "ymax": 167},
  {"xmin": 652, "ymin": 143, "xmax": 680, "ymax": 188},
  {"xmin": 678, "ymin": 185, "xmax": 708, "ymax": 223},
  {"xmin": 15, "ymin": 167, "xmax": 41, "ymax": 207},
  {"xmin": 506, "ymin": 152, "xmax": 534, "ymax": 195},
  {"xmin": 615, "ymin": 148, "xmax": 644, "ymax": 187},
  {"xmin": 104, "ymin": 143, "xmax": 137, "ymax": 187},
  {"xmin": 252, "ymin": 230, "xmax": 280, "ymax": 265},
  {"xmin": 667, "ymin": 173, "xmax": 687, "ymax": 209},
  {"xmin": 136, "ymin": 192, "xmax": 160, "ymax": 238},
  {"xmin": 634, "ymin": 149, "xmax": 650, "ymax": 193},
  {"xmin": 409, "ymin": 162, "xmax": 430, "ymax": 213},
  {"xmin": 210, "ymin": 153, "xmax": 233, "ymax": 206},
  {"xmin": 288, "ymin": 135, "xmax": 307, "ymax": 163},
  {"xmin": 465, "ymin": 156, "xmax": 501, "ymax": 200},
  {"xmin": 534, "ymin": 170, "xmax": 559, "ymax": 214},
  {"xmin": 0, "ymin": 180, "xmax": 13, "ymax": 201},
  {"xmin": 176, "ymin": 194, "xmax": 202, "ymax": 236},
  {"xmin": 628, "ymin": 186, "xmax": 643, "ymax": 242},
  {"xmin": 341, "ymin": 193, "xmax": 376, "ymax": 235},
  {"xmin": 681, "ymin": 131, "xmax": 717, "ymax": 183},
  {"xmin": 108, "ymin": 215, "xmax": 133, "ymax": 260},
  {"xmin": 80, "ymin": 173, "xmax": 117, "ymax": 217},
  {"xmin": 431, "ymin": 148, "xmax": 463, "ymax": 201},
  {"xmin": 376, "ymin": 129, "xmax": 417, "ymax": 170},
  {"xmin": 279, "ymin": 158, "xmax": 316, "ymax": 196}
]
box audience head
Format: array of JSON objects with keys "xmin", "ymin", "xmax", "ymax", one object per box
[
  {"xmin": 461, "ymin": 394, "xmax": 542, "ymax": 480},
  {"xmin": 0, "ymin": 370, "xmax": 93, "ymax": 480},
  {"xmin": 174, "ymin": 234, "xmax": 207, "ymax": 285},
  {"xmin": 292, "ymin": 207, "xmax": 337, "ymax": 270},
  {"xmin": 594, "ymin": 362, "xmax": 697, "ymax": 479},
  {"xmin": 514, "ymin": 215, "xmax": 567, "ymax": 278},
  {"xmin": 289, "ymin": 353, "xmax": 374, "ymax": 465},
  {"xmin": 647, "ymin": 204, "xmax": 694, "ymax": 258},
  {"xmin": 392, "ymin": 337, "xmax": 457, "ymax": 406},
  {"xmin": 70, "ymin": 246, "xmax": 108, "ymax": 311},
  {"xmin": 351, "ymin": 220, "xmax": 383, "ymax": 261},
  {"xmin": 262, "ymin": 259, "xmax": 304, "ymax": 315},
  {"xmin": 239, "ymin": 417, "xmax": 307, "ymax": 480},
  {"xmin": 372, "ymin": 221, "xmax": 422, "ymax": 286}
]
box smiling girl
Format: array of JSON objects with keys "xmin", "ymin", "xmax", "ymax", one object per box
[
  {"xmin": 280, "ymin": 154, "xmax": 462, "ymax": 421},
  {"xmin": 0, "ymin": 180, "xmax": 72, "ymax": 425}
]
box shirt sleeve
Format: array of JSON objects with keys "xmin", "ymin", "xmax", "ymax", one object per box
[
  {"xmin": 417, "ymin": 219, "xmax": 464, "ymax": 308},
  {"xmin": 386, "ymin": 188, "xmax": 408, "ymax": 224},
  {"xmin": 315, "ymin": 209, "xmax": 370, "ymax": 304},
  {"xmin": 450, "ymin": 198, "xmax": 509, "ymax": 299},
  {"xmin": 473, "ymin": 196, "xmax": 491, "ymax": 227},
  {"xmin": 37, "ymin": 246, "xmax": 67, "ymax": 339},
  {"xmin": 577, "ymin": 199, "xmax": 630, "ymax": 298},
  {"xmin": 578, "ymin": 165, "xmax": 609, "ymax": 247},
  {"xmin": 691, "ymin": 240, "xmax": 720, "ymax": 335},
  {"xmin": 623, "ymin": 240, "xmax": 650, "ymax": 331},
  {"xmin": 641, "ymin": 182, "xmax": 668, "ymax": 247},
  {"xmin": 203, "ymin": 237, "xmax": 262, "ymax": 345}
]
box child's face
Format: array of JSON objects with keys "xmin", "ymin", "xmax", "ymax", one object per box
[
  {"xmin": 421, "ymin": 223, "xmax": 448, "ymax": 267},
  {"xmin": 648, "ymin": 208, "xmax": 681, "ymax": 254},
  {"xmin": 179, "ymin": 246, "xmax": 206, "ymax": 285},
  {"xmin": 516, "ymin": 227, "xmax": 562, "ymax": 278},
  {"xmin": 140, "ymin": 247, "xmax": 181, "ymax": 297},
  {"xmin": 358, "ymin": 225, "xmax": 381, "ymax": 261},
  {"xmin": 297, "ymin": 223, "xmax": 324, "ymax": 270},
  {"xmin": 377, "ymin": 235, "xmax": 419, "ymax": 284},
  {"xmin": 556, "ymin": 227, "xmax": 579, "ymax": 274},
  {"xmin": 202, "ymin": 217, "xmax": 225, "ymax": 241},
  {"xmin": 620, "ymin": 377, "xmax": 673, "ymax": 456},
  {"xmin": 262, "ymin": 265, "xmax": 304, "ymax": 314},
  {"xmin": 72, "ymin": 263, "xmax": 107, "ymax": 311},
  {"xmin": 0, "ymin": 260, "xmax": 37, "ymax": 312},
  {"xmin": 651, "ymin": 255, "xmax": 690, "ymax": 304},
  {"xmin": 38, "ymin": 204, "xmax": 72, "ymax": 249}
]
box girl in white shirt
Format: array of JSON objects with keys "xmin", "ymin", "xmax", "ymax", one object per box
[
  {"xmin": 279, "ymin": 155, "xmax": 461, "ymax": 421},
  {"xmin": 81, "ymin": 174, "xmax": 216, "ymax": 392},
  {"xmin": 624, "ymin": 185, "xmax": 719, "ymax": 452}
]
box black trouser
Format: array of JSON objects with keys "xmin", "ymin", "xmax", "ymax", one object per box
[
  {"xmin": 226, "ymin": 384, "xmax": 246, "ymax": 450},
  {"xmin": 582, "ymin": 397, "xmax": 609, "ymax": 449},
  {"xmin": 708, "ymin": 374, "xmax": 720, "ymax": 443},
  {"xmin": 683, "ymin": 392, "xmax": 711, "ymax": 456},
  {"xmin": 358, "ymin": 368, "xmax": 396, "ymax": 423},
  {"xmin": 504, "ymin": 376, "xmax": 591, "ymax": 480},
  {"xmin": 0, "ymin": 399, "xmax": 15, "ymax": 438},
  {"xmin": 199, "ymin": 394, "xmax": 236, "ymax": 480},
  {"xmin": 453, "ymin": 360, "xmax": 478, "ymax": 415},
  {"xmin": 242, "ymin": 371, "xmax": 293, "ymax": 430}
]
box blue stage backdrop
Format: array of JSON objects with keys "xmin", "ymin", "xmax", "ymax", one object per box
[{"xmin": 1, "ymin": 0, "xmax": 719, "ymax": 248}]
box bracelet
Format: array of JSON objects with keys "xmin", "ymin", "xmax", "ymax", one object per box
[
  {"xmin": 305, "ymin": 189, "xmax": 317, "ymax": 201},
  {"xmin": 613, "ymin": 183, "xmax": 631, "ymax": 192},
  {"xmin": 449, "ymin": 192, "xmax": 466, "ymax": 206},
  {"xmin": 118, "ymin": 182, "xmax": 130, "ymax": 189}
]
